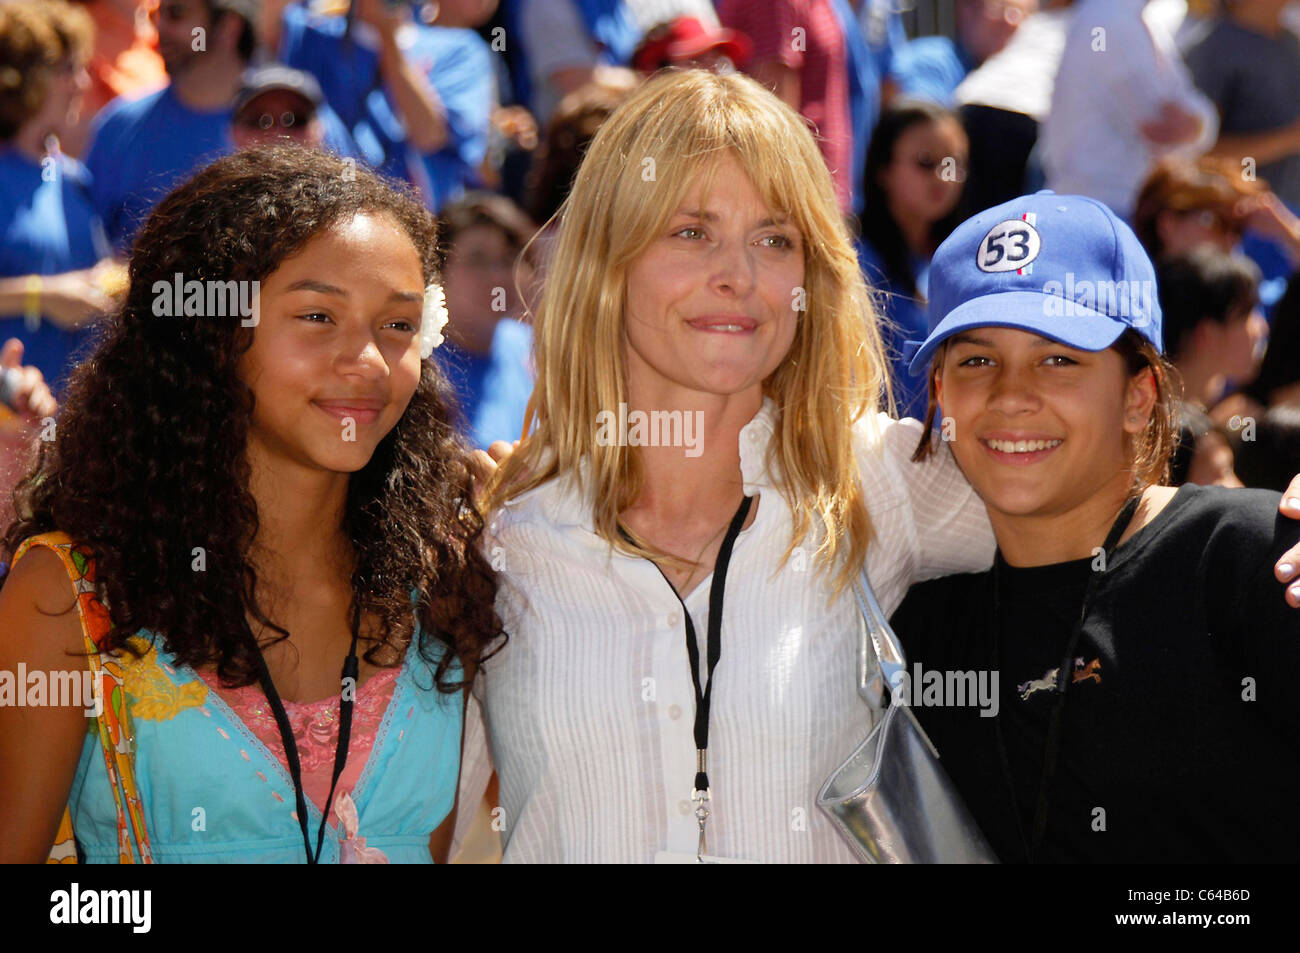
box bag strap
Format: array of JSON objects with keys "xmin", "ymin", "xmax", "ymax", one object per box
[
  {"xmin": 852, "ymin": 566, "xmax": 908, "ymax": 710},
  {"xmin": 12, "ymin": 533, "xmax": 153, "ymax": 864}
]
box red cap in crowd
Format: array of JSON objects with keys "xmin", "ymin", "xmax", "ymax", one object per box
[{"xmin": 633, "ymin": 17, "xmax": 753, "ymax": 73}]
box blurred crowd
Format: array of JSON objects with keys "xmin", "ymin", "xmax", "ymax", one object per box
[{"xmin": 3, "ymin": 0, "xmax": 1300, "ymax": 502}]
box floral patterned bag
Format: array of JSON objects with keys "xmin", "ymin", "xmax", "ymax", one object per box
[{"xmin": 13, "ymin": 532, "xmax": 153, "ymax": 864}]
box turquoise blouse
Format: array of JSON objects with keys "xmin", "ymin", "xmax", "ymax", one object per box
[{"xmin": 68, "ymin": 630, "xmax": 462, "ymax": 863}]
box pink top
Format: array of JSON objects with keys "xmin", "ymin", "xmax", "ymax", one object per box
[
  {"xmin": 195, "ymin": 666, "xmax": 400, "ymax": 828},
  {"xmin": 718, "ymin": 0, "xmax": 852, "ymax": 211}
]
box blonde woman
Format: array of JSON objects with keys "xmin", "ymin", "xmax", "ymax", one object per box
[{"xmin": 459, "ymin": 69, "xmax": 1300, "ymax": 863}]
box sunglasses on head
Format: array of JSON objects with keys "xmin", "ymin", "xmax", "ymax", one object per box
[{"xmin": 237, "ymin": 110, "xmax": 312, "ymax": 131}]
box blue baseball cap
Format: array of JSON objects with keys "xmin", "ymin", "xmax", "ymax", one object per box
[{"xmin": 905, "ymin": 191, "xmax": 1162, "ymax": 376}]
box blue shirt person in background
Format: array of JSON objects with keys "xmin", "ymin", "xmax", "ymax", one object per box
[
  {"xmin": 513, "ymin": 0, "xmax": 641, "ymax": 126},
  {"xmin": 857, "ymin": 239, "xmax": 932, "ymax": 419},
  {"xmin": 890, "ymin": 0, "xmax": 1032, "ymax": 107},
  {"xmin": 889, "ymin": 32, "xmax": 976, "ymax": 108},
  {"xmin": 87, "ymin": 85, "xmax": 234, "ymax": 253},
  {"xmin": 0, "ymin": 0, "xmax": 116, "ymax": 390},
  {"xmin": 433, "ymin": 192, "xmax": 538, "ymax": 448},
  {"xmin": 83, "ymin": 0, "xmax": 257, "ymax": 253},
  {"xmin": 278, "ymin": 0, "xmax": 494, "ymax": 212},
  {"xmin": 0, "ymin": 151, "xmax": 112, "ymax": 391},
  {"xmin": 86, "ymin": 1, "xmax": 357, "ymax": 255},
  {"xmin": 856, "ymin": 100, "xmax": 969, "ymax": 420},
  {"xmin": 836, "ymin": 0, "xmax": 907, "ymax": 214}
]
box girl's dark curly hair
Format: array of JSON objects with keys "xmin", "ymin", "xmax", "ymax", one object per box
[{"xmin": 3, "ymin": 144, "xmax": 504, "ymax": 693}]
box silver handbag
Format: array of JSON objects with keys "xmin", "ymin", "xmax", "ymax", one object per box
[{"xmin": 816, "ymin": 568, "xmax": 999, "ymax": 864}]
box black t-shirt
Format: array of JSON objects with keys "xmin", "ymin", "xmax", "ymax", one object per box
[{"xmin": 889, "ymin": 484, "xmax": 1300, "ymax": 863}]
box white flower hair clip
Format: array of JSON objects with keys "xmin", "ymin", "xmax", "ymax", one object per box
[{"xmin": 420, "ymin": 283, "xmax": 449, "ymax": 358}]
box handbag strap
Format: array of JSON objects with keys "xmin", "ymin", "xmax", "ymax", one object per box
[
  {"xmin": 852, "ymin": 566, "xmax": 907, "ymax": 709},
  {"xmin": 12, "ymin": 533, "xmax": 153, "ymax": 864}
]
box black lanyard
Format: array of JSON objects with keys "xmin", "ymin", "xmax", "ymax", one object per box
[
  {"xmin": 253, "ymin": 602, "xmax": 362, "ymax": 865},
  {"xmin": 990, "ymin": 494, "xmax": 1141, "ymax": 864},
  {"xmin": 680, "ymin": 496, "xmax": 752, "ymax": 790},
  {"xmin": 620, "ymin": 494, "xmax": 753, "ymax": 858}
]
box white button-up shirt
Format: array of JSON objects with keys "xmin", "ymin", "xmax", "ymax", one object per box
[
  {"xmin": 1042, "ymin": 0, "xmax": 1218, "ymax": 218},
  {"xmin": 456, "ymin": 399, "xmax": 995, "ymax": 862}
]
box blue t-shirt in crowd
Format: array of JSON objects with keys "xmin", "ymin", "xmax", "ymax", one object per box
[
  {"xmin": 857, "ymin": 237, "xmax": 931, "ymax": 421},
  {"xmin": 84, "ymin": 82, "xmax": 358, "ymax": 253},
  {"xmin": 279, "ymin": 7, "xmax": 493, "ymax": 211},
  {"xmin": 505, "ymin": 0, "xmax": 640, "ymax": 115},
  {"xmin": 83, "ymin": 85, "xmax": 232, "ymax": 253},
  {"xmin": 0, "ymin": 148, "xmax": 110, "ymax": 389},
  {"xmin": 836, "ymin": 0, "xmax": 907, "ymax": 214},
  {"xmin": 890, "ymin": 35, "xmax": 976, "ymax": 108},
  {"xmin": 436, "ymin": 317, "xmax": 534, "ymax": 448}
]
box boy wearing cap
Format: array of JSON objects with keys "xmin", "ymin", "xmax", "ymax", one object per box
[
  {"xmin": 231, "ymin": 64, "xmax": 328, "ymax": 150},
  {"xmin": 888, "ymin": 191, "xmax": 1300, "ymax": 862}
]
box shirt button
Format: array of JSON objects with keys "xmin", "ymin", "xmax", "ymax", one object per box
[
  {"xmin": 667, "ymin": 610, "xmax": 680, "ymax": 627},
  {"xmin": 678, "ymin": 800, "xmax": 691, "ymax": 815},
  {"xmin": 667, "ymin": 704, "xmax": 682, "ymax": 720}
]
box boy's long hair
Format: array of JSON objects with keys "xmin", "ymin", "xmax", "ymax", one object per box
[{"xmin": 3, "ymin": 145, "xmax": 503, "ymax": 691}]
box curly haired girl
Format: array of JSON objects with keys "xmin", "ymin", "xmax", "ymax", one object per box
[{"xmin": 0, "ymin": 144, "xmax": 503, "ymax": 863}]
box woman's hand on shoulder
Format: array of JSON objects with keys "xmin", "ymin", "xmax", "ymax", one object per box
[
  {"xmin": 469, "ymin": 440, "xmax": 518, "ymax": 508},
  {"xmin": 0, "ymin": 546, "xmax": 91, "ymax": 862}
]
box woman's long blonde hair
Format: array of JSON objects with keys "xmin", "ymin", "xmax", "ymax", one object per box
[{"xmin": 486, "ymin": 68, "xmax": 891, "ymax": 597}]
